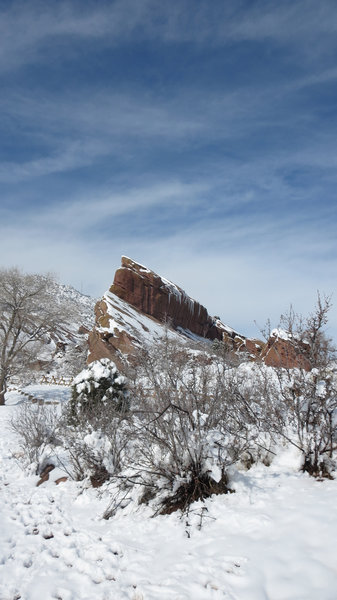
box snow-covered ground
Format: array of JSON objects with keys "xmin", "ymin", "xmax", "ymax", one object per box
[
  {"xmin": 20, "ymin": 384, "xmax": 72, "ymax": 405},
  {"xmin": 1, "ymin": 389, "xmax": 337, "ymax": 600}
]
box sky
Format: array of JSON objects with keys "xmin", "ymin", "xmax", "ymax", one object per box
[{"xmin": 1, "ymin": 0, "xmax": 337, "ymax": 340}]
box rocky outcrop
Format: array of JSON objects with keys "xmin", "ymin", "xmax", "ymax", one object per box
[
  {"xmin": 110, "ymin": 257, "xmax": 222, "ymax": 340},
  {"xmin": 261, "ymin": 330, "xmax": 311, "ymax": 370},
  {"xmin": 88, "ymin": 257, "xmax": 310, "ymax": 370},
  {"xmin": 88, "ymin": 257, "xmax": 253, "ymax": 365},
  {"xmin": 88, "ymin": 313, "xmax": 137, "ymax": 371}
]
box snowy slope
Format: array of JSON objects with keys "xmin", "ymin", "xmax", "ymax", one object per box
[
  {"xmin": 17, "ymin": 283, "xmax": 97, "ymax": 382},
  {"xmin": 1, "ymin": 389, "xmax": 337, "ymax": 600},
  {"xmin": 46, "ymin": 280, "xmax": 97, "ymax": 340},
  {"xmin": 99, "ymin": 290, "xmax": 209, "ymax": 346}
]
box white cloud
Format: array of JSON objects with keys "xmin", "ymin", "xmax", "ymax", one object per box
[
  {"xmin": 0, "ymin": 140, "xmax": 111, "ymax": 183},
  {"xmin": 2, "ymin": 75, "xmax": 337, "ymax": 188},
  {"xmin": 1, "ymin": 184, "xmax": 336, "ymax": 341},
  {"xmin": 0, "ymin": 180, "xmax": 208, "ymax": 233},
  {"xmin": 1, "ymin": 1, "xmax": 336, "ymax": 343},
  {"xmin": 2, "ymin": 1, "xmax": 337, "ymax": 74},
  {"xmin": 0, "ymin": 89, "xmax": 206, "ymax": 181},
  {"xmin": 0, "ymin": 1, "xmax": 149, "ymax": 72}
]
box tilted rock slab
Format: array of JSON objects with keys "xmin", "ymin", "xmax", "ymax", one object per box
[
  {"xmin": 111, "ymin": 257, "xmax": 222, "ymax": 340},
  {"xmin": 88, "ymin": 257, "xmax": 310, "ymax": 370}
]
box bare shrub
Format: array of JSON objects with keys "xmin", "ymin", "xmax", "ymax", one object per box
[
  {"xmin": 10, "ymin": 366, "xmax": 131, "ymax": 486},
  {"xmin": 9, "ymin": 403, "xmax": 61, "ymax": 474},
  {"xmin": 58, "ymin": 406, "xmax": 131, "ymax": 486},
  {"xmin": 273, "ymin": 366, "xmax": 337, "ymax": 477},
  {"xmin": 122, "ymin": 335, "xmax": 258, "ymax": 514},
  {"xmin": 259, "ymin": 295, "xmax": 337, "ymax": 477}
]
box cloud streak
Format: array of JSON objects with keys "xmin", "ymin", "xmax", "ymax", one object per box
[
  {"xmin": 2, "ymin": 1, "xmax": 337, "ymax": 72},
  {"xmin": 1, "ymin": 192, "xmax": 336, "ymax": 338},
  {"xmin": 1, "ymin": 1, "xmax": 336, "ymax": 341}
]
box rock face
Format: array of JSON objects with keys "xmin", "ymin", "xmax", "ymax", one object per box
[
  {"xmin": 261, "ymin": 330, "xmax": 311, "ymax": 370},
  {"xmin": 111, "ymin": 257, "xmax": 222, "ymax": 341},
  {"xmin": 88, "ymin": 257, "xmax": 247, "ymax": 366},
  {"xmin": 88, "ymin": 257, "xmax": 310, "ymax": 370}
]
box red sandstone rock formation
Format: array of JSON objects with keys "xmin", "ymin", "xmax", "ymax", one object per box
[
  {"xmin": 111, "ymin": 257, "xmax": 222, "ymax": 340},
  {"xmin": 261, "ymin": 331, "xmax": 311, "ymax": 370},
  {"xmin": 88, "ymin": 257, "xmax": 310, "ymax": 370}
]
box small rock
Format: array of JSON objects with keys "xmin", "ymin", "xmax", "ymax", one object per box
[
  {"xmin": 36, "ymin": 464, "xmax": 55, "ymax": 487},
  {"xmin": 55, "ymin": 476, "xmax": 68, "ymax": 485}
]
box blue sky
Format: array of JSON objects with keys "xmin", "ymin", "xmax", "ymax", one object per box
[{"xmin": 1, "ymin": 0, "xmax": 337, "ymax": 339}]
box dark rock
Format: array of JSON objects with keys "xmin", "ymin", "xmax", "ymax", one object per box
[
  {"xmin": 36, "ymin": 464, "xmax": 55, "ymax": 487},
  {"xmin": 55, "ymin": 476, "xmax": 68, "ymax": 485}
]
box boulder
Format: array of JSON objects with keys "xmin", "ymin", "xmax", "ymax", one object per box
[
  {"xmin": 261, "ymin": 331, "xmax": 311, "ymax": 370},
  {"xmin": 36, "ymin": 464, "xmax": 55, "ymax": 487}
]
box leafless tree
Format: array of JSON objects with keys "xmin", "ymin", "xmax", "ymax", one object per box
[
  {"xmin": 0, "ymin": 267, "xmax": 78, "ymax": 404},
  {"xmin": 261, "ymin": 294, "xmax": 337, "ymax": 476},
  {"xmin": 277, "ymin": 293, "xmax": 334, "ymax": 369}
]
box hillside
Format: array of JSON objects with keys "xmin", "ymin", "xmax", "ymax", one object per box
[
  {"xmin": 5, "ymin": 257, "xmax": 312, "ymax": 386},
  {"xmin": 15, "ymin": 281, "xmax": 97, "ymax": 384}
]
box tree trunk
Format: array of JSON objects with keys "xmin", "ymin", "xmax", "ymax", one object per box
[{"xmin": 0, "ymin": 373, "xmax": 7, "ymax": 406}]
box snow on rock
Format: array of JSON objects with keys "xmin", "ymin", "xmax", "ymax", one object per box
[
  {"xmin": 88, "ymin": 257, "xmax": 312, "ymax": 370},
  {"xmin": 88, "ymin": 257, "xmax": 261, "ymax": 366},
  {"xmin": 271, "ymin": 328, "xmax": 291, "ymax": 341},
  {"xmin": 87, "ymin": 257, "xmax": 314, "ymax": 370},
  {"xmin": 88, "ymin": 290, "xmax": 187, "ymax": 366},
  {"xmin": 111, "ymin": 256, "xmax": 222, "ymax": 338},
  {"xmin": 262, "ymin": 329, "xmax": 311, "ymax": 370}
]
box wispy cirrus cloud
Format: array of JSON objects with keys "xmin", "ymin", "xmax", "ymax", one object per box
[
  {"xmin": 2, "ymin": 1, "xmax": 337, "ymax": 73},
  {"xmin": 1, "ymin": 184, "xmax": 336, "ymax": 337},
  {"xmin": 1, "ymin": 1, "xmax": 337, "ymax": 340},
  {"xmin": 2, "ymin": 74, "xmax": 337, "ymax": 186},
  {"xmin": 0, "ymin": 179, "xmax": 209, "ymax": 233}
]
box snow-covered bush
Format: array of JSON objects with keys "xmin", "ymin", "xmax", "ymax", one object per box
[
  {"xmin": 10, "ymin": 403, "xmax": 62, "ymax": 474},
  {"xmin": 59, "ymin": 419, "xmax": 131, "ymax": 486},
  {"xmin": 69, "ymin": 358, "xmax": 129, "ymax": 423},
  {"xmin": 122, "ymin": 337, "xmax": 257, "ymax": 514},
  {"xmin": 53, "ymin": 359, "xmax": 131, "ymax": 485},
  {"xmin": 256, "ymin": 295, "xmax": 337, "ymax": 477},
  {"xmin": 10, "ymin": 397, "xmax": 131, "ymax": 485},
  {"xmin": 271, "ymin": 366, "xmax": 337, "ymax": 476}
]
